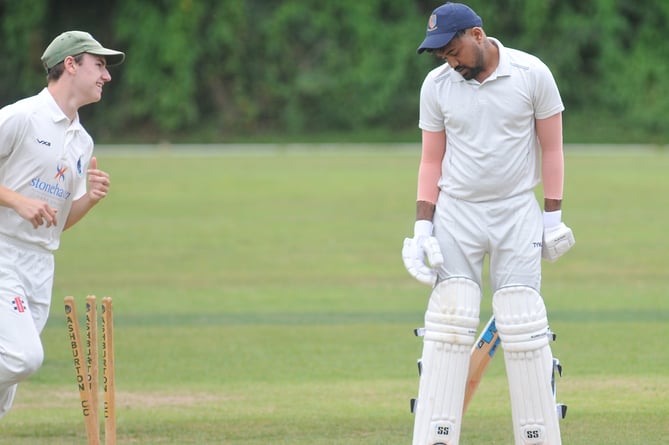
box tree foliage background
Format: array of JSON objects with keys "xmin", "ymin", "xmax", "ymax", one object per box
[{"xmin": 0, "ymin": 0, "xmax": 667, "ymax": 143}]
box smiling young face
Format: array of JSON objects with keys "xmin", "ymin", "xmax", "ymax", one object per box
[{"xmin": 67, "ymin": 53, "xmax": 112, "ymax": 106}]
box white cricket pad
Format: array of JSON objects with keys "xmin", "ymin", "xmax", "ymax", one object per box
[
  {"xmin": 493, "ymin": 286, "xmax": 562, "ymax": 445},
  {"xmin": 412, "ymin": 277, "xmax": 481, "ymax": 445}
]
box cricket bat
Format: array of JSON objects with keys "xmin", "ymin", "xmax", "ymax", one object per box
[{"xmin": 462, "ymin": 315, "xmax": 500, "ymax": 413}]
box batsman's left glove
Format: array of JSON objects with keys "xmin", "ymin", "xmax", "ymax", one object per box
[{"xmin": 542, "ymin": 210, "xmax": 575, "ymax": 262}]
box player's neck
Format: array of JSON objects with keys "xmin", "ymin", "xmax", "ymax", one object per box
[
  {"xmin": 47, "ymin": 83, "xmax": 79, "ymax": 122},
  {"xmin": 474, "ymin": 38, "xmax": 500, "ymax": 83}
]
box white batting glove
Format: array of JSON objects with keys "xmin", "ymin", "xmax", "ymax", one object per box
[
  {"xmin": 402, "ymin": 220, "xmax": 444, "ymax": 286},
  {"xmin": 542, "ymin": 210, "xmax": 575, "ymax": 262}
]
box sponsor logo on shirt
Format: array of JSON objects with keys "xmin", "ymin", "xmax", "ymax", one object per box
[
  {"xmin": 36, "ymin": 138, "xmax": 52, "ymax": 147},
  {"xmin": 31, "ymin": 175, "xmax": 72, "ymax": 200}
]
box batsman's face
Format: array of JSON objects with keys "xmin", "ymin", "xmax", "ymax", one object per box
[{"xmin": 435, "ymin": 28, "xmax": 485, "ymax": 81}]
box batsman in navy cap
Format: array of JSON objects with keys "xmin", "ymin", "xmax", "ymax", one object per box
[
  {"xmin": 403, "ymin": 3, "xmax": 573, "ymax": 444},
  {"xmin": 417, "ymin": 2, "xmax": 482, "ymax": 54}
]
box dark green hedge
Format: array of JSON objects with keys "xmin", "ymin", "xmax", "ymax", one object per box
[{"xmin": 1, "ymin": 0, "xmax": 667, "ymax": 143}]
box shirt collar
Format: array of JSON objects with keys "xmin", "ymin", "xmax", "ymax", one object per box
[
  {"xmin": 38, "ymin": 88, "xmax": 83, "ymax": 130},
  {"xmin": 488, "ymin": 37, "xmax": 512, "ymax": 78}
]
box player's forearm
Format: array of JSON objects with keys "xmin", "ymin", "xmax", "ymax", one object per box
[
  {"xmin": 544, "ymin": 198, "xmax": 561, "ymax": 212},
  {"xmin": 416, "ymin": 130, "xmax": 445, "ymax": 220},
  {"xmin": 536, "ymin": 114, "xmax": 565, "ymax": 211},
  {"xmin": 63, "ymin": 195, "xmax": 97, "ymax": 231},
  {"xmin": 0, "ymin": 185, "xmax": 20, "ymax": 209},
  {"xmin": 416, "ymin": 200, "xmax": 436, "ymax": 221}
]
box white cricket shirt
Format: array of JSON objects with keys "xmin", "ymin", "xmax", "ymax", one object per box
[
  {"xmin": 0, "ymin": 88, "xmax": 91, "ymax": 251},
  {"xmin": 419, "ymin": 38, "xmax": 564, "ymax": 202}
]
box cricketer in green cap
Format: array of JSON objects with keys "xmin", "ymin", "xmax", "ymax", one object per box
[
  {"xmin": 41, "ymin": 30, "xmax": 125, "ymax": 72},
  {"xmin": 0, "ymin": 30, "xmax": 125, "ymax": 422}
]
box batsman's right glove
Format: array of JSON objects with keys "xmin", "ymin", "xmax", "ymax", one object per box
[{"xmin": 402, "ymin": 220, "xmax": 444, "ymax": 286}]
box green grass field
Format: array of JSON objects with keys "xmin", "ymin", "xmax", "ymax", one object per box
[{"xmin": 0, "ymin": 145, "xmax": 667, "ymax": 444}]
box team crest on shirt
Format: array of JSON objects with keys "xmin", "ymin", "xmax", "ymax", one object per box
[
  {"xmin": 12, "ymin": 297, "xmax": 26, "ymax": 313},
  {"xmin": 55, "ymin": 165, "xmax": 67, "ymax": 182},
  {"xmin": 427, "ymin": 14, "xmax": 438, "ymax": 31}
]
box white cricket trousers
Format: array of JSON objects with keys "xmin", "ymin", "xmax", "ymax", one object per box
[
  {"xmin": 432, "ymin": 189, "xmax": 543, "ymax": 291},
  {"xmin": 0, "ymin": 234, "xmax": 54, "ymax": 419}
]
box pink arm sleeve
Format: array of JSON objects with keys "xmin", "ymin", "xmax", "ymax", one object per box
[
  {"xmin": 417, "ymin": 130, "xmax": 446, "ymax": 204},
  {"xmin": 536, "ymin": 113, "xmax": 564, "ymax": 200}
]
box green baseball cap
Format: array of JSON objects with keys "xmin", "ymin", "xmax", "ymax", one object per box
[{"xmin": 41, "ymin": 30, "xmax": 125, "ymax": 71}]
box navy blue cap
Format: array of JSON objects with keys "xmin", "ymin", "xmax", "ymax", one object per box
[{"xmin": 417, "ymin": 3, "xmax": 482, "ymax": 54}]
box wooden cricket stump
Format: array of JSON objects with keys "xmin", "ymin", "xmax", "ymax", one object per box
[{"xmin": 65, "ymin": 295, "xmax": 116, "ymax": 445}]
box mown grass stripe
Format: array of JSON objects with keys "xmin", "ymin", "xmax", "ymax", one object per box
[{"xmin": 105, "ymin": 309, "xmax": 669, "ymax": 327}]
